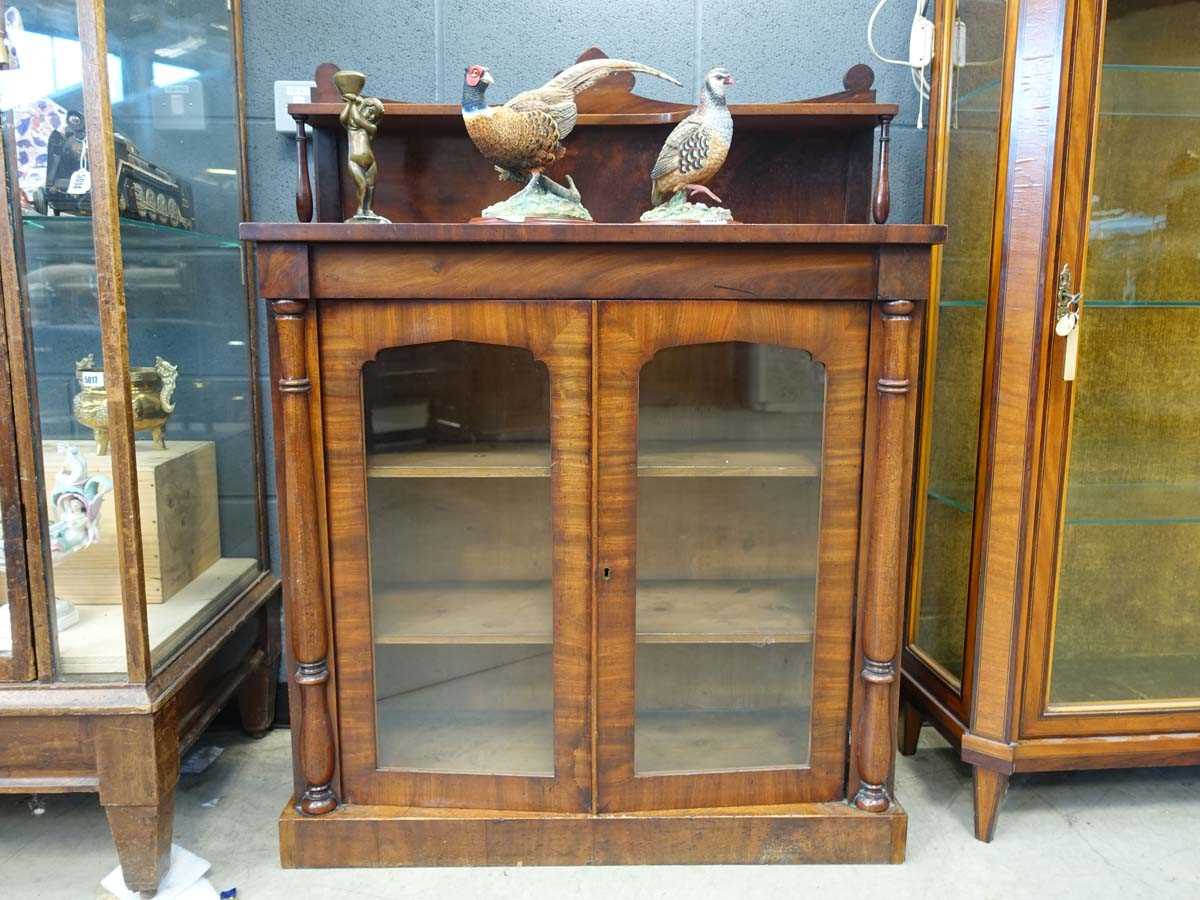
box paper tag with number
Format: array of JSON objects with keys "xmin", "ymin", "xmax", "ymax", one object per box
[{"xmin": 66, "ymin": 167, "xmax": 91, "ymax": 195}]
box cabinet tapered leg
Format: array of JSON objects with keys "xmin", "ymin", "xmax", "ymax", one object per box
[
  {"xmin": 96, "ymin": 709, "xmax": 179, "ymax": 895},
  {"xmin": 105, "ymin": 794, "xmax": 175, "ymax": 896},
  {"xmin": 898, "ymin": 697, "xmax": 923, "ymax": 756},
  {"xmin": 973, "ymin": 766, "xmax": 1009, "ymax": 843}
]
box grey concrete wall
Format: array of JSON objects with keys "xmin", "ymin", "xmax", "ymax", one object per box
[{"xmin": 241, "ymin": 0, "xmax": 931, "ymax": 572}]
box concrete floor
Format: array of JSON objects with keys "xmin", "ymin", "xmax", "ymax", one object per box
[{"xmin": 1, "ymin": 727, "xmax": 1197, "ymax": 899}]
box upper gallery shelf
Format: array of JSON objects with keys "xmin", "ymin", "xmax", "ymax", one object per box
[
  {"xmin": 288, "ymin": 57, "xmax": 897, "ymax": 130},
  {"xmin": 367, "ymin": 441, "xmax": 821, "ymax": 478},
  {"xmin": 271, "ymin": 55, "xmax": 937, "ymax": 229},
  {"xmin": 287, "ymin": 100, "xmax": 900, "ymax": 129}
]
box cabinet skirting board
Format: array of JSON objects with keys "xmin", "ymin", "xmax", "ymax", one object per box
[{"xmin": 279, "ymin": 801, "xmax": 907, "ymax": 866}]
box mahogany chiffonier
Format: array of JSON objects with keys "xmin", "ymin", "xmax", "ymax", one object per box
[
  {"xmin": 902, "ymin": 0, "xmax": 1200, "ymax": 841},
  {"xmin": 242, "ymin": 57, "xmax": 944, "ymax": 866}
]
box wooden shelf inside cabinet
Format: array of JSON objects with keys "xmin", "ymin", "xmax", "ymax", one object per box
[
  {"xmin": 55, "ymin": 557, "xmax": 260, "ymax": 675},
  {"xmin": 373, "ymin": 579, "xmax": 815, "ymax": 645},
  {"xmin": 367, "ymin": 442, "xmax": 820, "ymax": 479},
  {"xmin": 376, "ymin": 707, "xmax": 553, "ymax": 776},
  {"xmin": 636, "ymin": 708, "xmax": 812, "ymax": 775}
]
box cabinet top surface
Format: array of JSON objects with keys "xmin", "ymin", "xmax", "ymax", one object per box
[{"xmin": 239, "ymin": 222, "xmax": 946, "ymax": 245}]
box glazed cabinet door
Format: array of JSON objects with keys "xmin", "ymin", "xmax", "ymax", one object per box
[
  {"xmin": 321, "ymin": 300, "xmax": 591, "ymax": 812},
  {"xmin": 0, "ymin": 306, "xmax": 35, "ymax": 682},
  {"xmin": 1023, "ymin": 0, "xmax": 1200, "ymax": 734},
  {"xmin": 596, "ymin": 300, "xmax": 868, "ymax": 811}
]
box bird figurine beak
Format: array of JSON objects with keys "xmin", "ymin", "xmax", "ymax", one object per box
[
  {"xmin": 481, "ymin": 69, "xmax": 494, "ymax": 86},
  {"xmin": 723, "ymin": 74, "xmax": 735, "ymax": 85}
]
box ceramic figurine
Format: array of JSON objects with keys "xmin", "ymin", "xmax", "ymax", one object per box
[
  {"xmin": 461, "ymin": 58, "xmax": 681, "ymax": 222},
  {"xmin": 73, "ymin": 354, "xmax": 178, "ymax": 455},
  {"xmin": 0, "ymin": 443, "xmax": 112, "ymax": 637},
  {"xmin": 335, "ymin": 70, "xmax": 390, "ymax": 223},
  {"xmin": 641, "ymin": 67, "xmax": 735, "ymax": 224}
]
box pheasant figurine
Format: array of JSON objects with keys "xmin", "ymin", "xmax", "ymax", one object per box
[
  {"xmin": 462, "ymin": 58, "xmax": 681, "ymax": 222},
  {"xmin": 642, "ymin": 67, "xmax": 735, "ymax": 223}
]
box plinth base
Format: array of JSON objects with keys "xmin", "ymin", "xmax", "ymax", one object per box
[{"xmin": 279, "ymin": 799, "xmax": 906, "ymax": 866}]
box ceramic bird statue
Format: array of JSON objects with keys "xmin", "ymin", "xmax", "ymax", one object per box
[
  {"xmin": 0, "ymin": 444, "xmax": 111, "ymax": 639},
  {"xmin": 462, "ymin": 58, "xmax": 682, "ymax": 221},
  {"xmin": 642, "ymin": 67, "xmax": 735, "ymax": 223}
]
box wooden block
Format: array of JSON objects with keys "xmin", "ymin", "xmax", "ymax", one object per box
[{"xmin": 44, "ymin": 440, "xmax": 220, "ymax": 603}]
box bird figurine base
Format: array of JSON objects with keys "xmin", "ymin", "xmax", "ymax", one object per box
[
  {"xmin": 346, "ymin": 212, "xmax": 392, "ymax": 224},
  {"xmin": 640, "ymin": 190, "xmax": 734, "ymax": 224},
  {"xmin": 478, "ymin": 173, "xmax": 593, "ymax": 224}
]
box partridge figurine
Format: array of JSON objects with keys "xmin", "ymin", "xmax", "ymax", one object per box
[
  {"xmin": 462, "ymin": 58, "xmax": 681, "ymax": 221},
  {"xmin": 643, "ymin": 67, "xmax": 735, "ymax": 223}
]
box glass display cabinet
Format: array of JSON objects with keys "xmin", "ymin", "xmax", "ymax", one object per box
[
  {"xmin": 0, "ymin": 0, "xmax": 279, "ymax": 892},
  {"xmin": 901, "ymin": 0, "xmax": 1200, "ymax": 842},
  {"xmin": 247, "ymin": 58, "xmax": 944, "ymax": 867}
]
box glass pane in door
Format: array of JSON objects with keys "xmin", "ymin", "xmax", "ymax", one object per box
[
  {"xmin": 364, "ymin": 341, "xmax": 553, "ymax": 775},
  {"xmin": 0, "ymin": 535, "xmax": 13, "ymax": 657},
  {"xmin": 911, "ymin": 0, "xmax": 1009, "ymax": 682},
  {"xmin": 1049, "ymin": 0, "xmax": 1200, "ymax": 705},
  {"xmin": 635, "ymin": 343, "xmax": 821, "ymax": 774},
  {"xmin": 3, "ymin": 0, "xmax": 130, "ymax": 676},
  {"xmin": 101, "ymin": 0, "xmax": 263, "ymax": 675}
]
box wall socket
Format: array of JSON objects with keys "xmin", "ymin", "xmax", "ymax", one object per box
[{"xmin": 274, "ymin": 80, "xmax": 317, "ymax": 134}]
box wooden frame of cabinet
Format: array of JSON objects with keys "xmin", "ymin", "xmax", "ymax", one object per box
[
  {"xmin": 0, "ymin": 0, "xmax": 281, "ymax": 893},
  {"xmin": 244, "ymin": 58, "xmax": 944, "ymax": 866},
  {"xmin": 901, "ymin": 0, "xmax": 1200, "ymax": 843}
]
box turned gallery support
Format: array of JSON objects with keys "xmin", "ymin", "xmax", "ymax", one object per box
[
  {"xmin": 854, "ymin": 298, "xmax": 913, "ymax": 812},
  {"xmin": 873, "ymin": 115, "xmax": 892, "ymax": 224},
  {"xmin": 272, "ymin": 297, "xmax": 337, "ymax": 815},
  {"xmin": 294, "ymin": 115, "xmax": 313, "ymax": 222}
]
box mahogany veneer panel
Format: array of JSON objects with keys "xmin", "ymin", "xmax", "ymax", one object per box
[{"xmin": 279, "ymin": 800, "xmax": 907, "ymax": 866}]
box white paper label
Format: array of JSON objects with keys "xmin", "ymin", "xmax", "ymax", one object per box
[
  {"xmin": 66, "ymin": 168, "xmax": 91, "ymax": 195},
  {"xmin": 79, "ymin": 371, "xmax": 104, "ymax": 389}
]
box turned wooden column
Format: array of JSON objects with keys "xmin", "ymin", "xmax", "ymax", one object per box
[
  {"xmin": 272, "ymin": 297, "xmax": 337, "ymax": 815},
  {"xmin": 853, "ymin": 298, "xmax": 913, "ymax": 812}
]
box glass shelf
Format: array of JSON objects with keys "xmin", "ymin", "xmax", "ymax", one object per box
[
  {"xmin": 372, "ymin": 578, "xmax": 815, "ymax": 645},
  {"xmin": 928, "ymin": 481, "xmax": 1200, "ymax": 525},
  {"xmin": 939, "ymin": 298, "xmax": 1200, "ymax": 310},
  {"xmin": 22, "ymin": 215, "xmax": 241, "ymax": 254},
  {"xmin": 1049, "ymin": 654, "xmax": 1200, "ymax": 706}
]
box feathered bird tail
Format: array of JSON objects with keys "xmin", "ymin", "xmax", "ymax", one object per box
[{"xmin": 545, "ymin": 58, "xmax": 682, "ymax": 96}]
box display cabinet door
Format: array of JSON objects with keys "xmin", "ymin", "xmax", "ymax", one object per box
[
  {"xmin": 321, "ymin": 299, "xmax": 591, "ymax": 812},
  {"xmin": 596, "ymin": 300, "xmax": 868, "ymax": 812},
  {"xmin": 0, "ymin": 310, "xmax": 35, "ymax": 682},
  {"xmin": 1022, "ymin": 0, "xmax": 1200, "ymax": 736},
  {"xmin": 905, "ymin": 0, "xmax": 1012, "ymax": 709}
]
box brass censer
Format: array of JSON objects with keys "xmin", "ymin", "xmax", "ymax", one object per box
[{"xmin": 73, "ymin": 354, "xmax": 179, "ymax": 455}]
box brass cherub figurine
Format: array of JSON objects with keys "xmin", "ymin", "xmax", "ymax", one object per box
[{"xmin": 335, "ymin": 70, "xmax": 389, "ymax": 223}]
